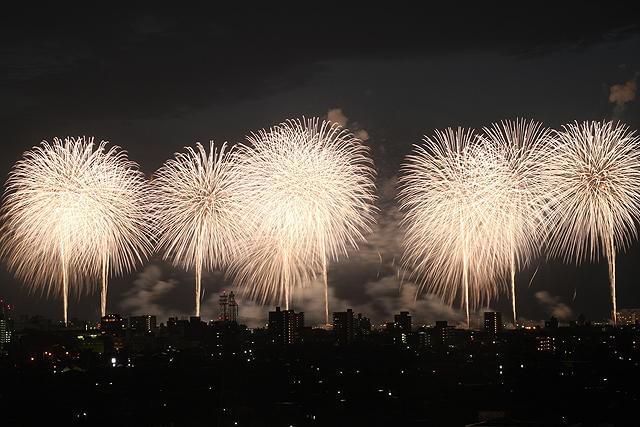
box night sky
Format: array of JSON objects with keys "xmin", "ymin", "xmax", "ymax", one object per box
[{"xmin": 1, "ymin": 4, "xmax": 639, "ymax": 327}]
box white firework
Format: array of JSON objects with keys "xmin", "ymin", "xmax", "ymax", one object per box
[
  {"xmin": 399, "ymin": 127, "xmax": 515, "ymax": 328},
  {"xmin": 152, "ymin": 142, "xmax": 247, "ymax": 317},
  {"xmin": 1, "ymin": 137, "xmax": 152, "ymax": 323},
  {"xmin": 232, "ymin": 118, "xmax": 376, "ymax": 319},
  {"xmin": 479, "ymin": 119, "xmax": 553, "ymax": 325},
  {"xmin": 547, "ymin": 120, "xmax": 640, "ymax": 324}
]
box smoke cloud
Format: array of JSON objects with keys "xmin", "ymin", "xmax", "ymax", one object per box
[
  {"xmin": 327, "ymin": 108, "xmax": 348, "ymax": 127},
  {"xmin": 609, "ymin": 78, "xmax": 637, "ymax": 116},
  {"xmin": 119, "ymin": 264, "xmax": 180, "ymax": 317},
  {"xmin": 534, "ymin": 290, "xmax": 573, "ymax": 320},
  {"xmin": 326, "ymin": 107, "xmax": 370, "ymax": 141}
]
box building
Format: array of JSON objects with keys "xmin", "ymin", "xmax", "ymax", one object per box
[
  {"xmin": 227, "ymin": 292, "xmax": 238, "ymax": 323},
  {"xmin": 219, "ymin": 291, "xmax": 239, "ymax": 323},
  {"xmin": 545, "ymin": 316, "xmax": 559, "ymax": 329},
  {"xmin": 484, "ymin": 312, "xmax": 502, "ymax": 335},
  {"xmin": 167, "ymin": 317, "xmax": 189, "ymax": 336},
  {"xmin": 417, "ymin": 328, "xmax": 431, "ymax": 348},
  {"xmin": 0, "ymin": 299, "xmax": 13, "ymax": 351},
  {"xmin": 100, "ymin": 314, "xmax": 124, "ymax": 335},
  {"xmin": 394, "ymin": 311, "xmax": 412, "ymax": 333},
  {"xmin": 167, "ymin": 316, "xmax": 179, "ymax": 330},
  {"xmin": 536, "ymin": 336, "xmax": 555, "ymax": 353},
  {"xmin": 617, "ymin": 308, "xmax": 640, "ymax": 326},
  {"xmin": 268, "ymin": 307, "xmax": 304, "ymax": 345},
  {"xmin": 333, "ymin": 309, "xmax": 355, "ymax": 344},
  {"xmin": 75, "ymin": 333, "xmax": 105, "ymax": 353},
  {"xmin": 333, "ymin": 310, "xmax": 371, "ymax": 344},
  {"xmin": 128, "ymin": 315, "xmax": 157, "ymax": 334},
  {"xmin": 354, "ymin": 313, "xmax": 372, "ymax": 340},
  {"xmin": 432, "ymin": 321, "xmax": 454, "ymax": 347}
]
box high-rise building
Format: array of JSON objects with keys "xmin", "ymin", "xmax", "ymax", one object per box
[
  {"xmin": 333, "ymin": 309, "xmax": 355, "ymax": 344},
  {"xmin": 167, "ymin": 317, "xmax": 190, "ymax": 336},
  {"xmin": 219, "ymin": 291, "xmax": 228, "ymax": 320},
  {"xmin": 388, "ymin": 311, "xmax": 412, "ymax": 344},
  {"xmin": 617, "ymin": 308, "xmax": 640, "ymax": 325},
  {"xmin": 100, "ymin": 314, "xmax": 124, "ymax": 335},
  {"xmin": 218, "ymin": 291, "xmax": 239, "ymax": 323},
  {"xmin": 394, "ymin": 311, "xmax": 412, "ymax": 333},
  {"xmin": 484, "ymin": 312, "xmax": 502, "ymax": 335},
  {"xmin": 432, "ymin": 320, "xmax": 453, "ymax": 347},
  {"xmin": 417, "ymin": 329, "xmax": 431, "ymax": 348},
  {"xmin": 0, "ymin": 299, "xmax": 13, "ymax": 351},
  {"xmin": 129, "ymin": 315, "xmax": 157, "ymax": 334},
  {"xmin": 268, "ymin": 307, "xmax": 304, "ymax": 345},
  {"xmin": 227, "ymin": 292, "xmax": 238, "ymax": 323},
  {"xmin": 354, "ymin": 313, "xmax": 372, "ymax": 340},
  {"xmin": 536, "ymin": 336, "xmax": 555, "ymax": 353}
]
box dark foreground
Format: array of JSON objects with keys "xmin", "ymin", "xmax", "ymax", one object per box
[{"xmin": 1, "ymin": 323, "xmax": 638, "ymax": 426}]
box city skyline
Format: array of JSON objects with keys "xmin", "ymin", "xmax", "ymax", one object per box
[
  {"xmin": 4, "ymin": 289, "xmax": 637, "ymax": 425},
  {"xmin": 2, "ymin": 289, "xmax": 637, "ymax": 331}
]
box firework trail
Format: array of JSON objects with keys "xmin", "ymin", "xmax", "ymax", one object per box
[
  {"xmin": 0, "ymin": 137, "xmax": 152, "ymax": 323},
  {"xmin": 547, "ymin": 121, "xmax": 640, "ymax": 325},
  {"xmin": 479, "ymin": 119, "xmax": 552, "ymax": 326},
  {"xmin": 399, "ymin": 128, "xmax": 513, "ymax": 328},
  {"xmin": 232, "ymin": 118, "xmax": 376, "ymax": 320},
  {"xmin": 152, "ymin": 142, "xmax": 247, "ymax": 317}
]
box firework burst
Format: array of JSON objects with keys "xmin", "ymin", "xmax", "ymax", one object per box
[
  {"xmin": 479, "ymin": 119, "xmax": 553, "ymax": 325},
  {"xmin": 547, "ymin": 121, "xmax": 640, "ymax": 324},
  {"xmin": 0, "ymin": 137, "xmax": 152, "ymax": 323},
  {"xmin": 399, "ymin": 128, "xmax": 516, "ymax": 328},
  {"xmin": 152, "ymin": 142, "xmax": 247, "ymax": 317},
  {"xmin": 232, "ymin": 118, "xmax": 376, "ymax": 320}
]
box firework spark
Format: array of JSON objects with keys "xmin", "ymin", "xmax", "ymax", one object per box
[
  {"xmin": 547, "ymin": 121, "xmax": 640, "ymax": 324},
  {"xmin": 94, "ymin": 144, "xmax": 153, "ymax": 317},
  {"xmin": 152, "ymin": 142, "xmax": 247, "ymax": 317},
  {"xmin": 398, "ymin": 128, "xmax": 515, "ymax": 328},
  {"xmin": 232, "ymin": 118, "xmax": 376, "ymax": 320},
  {"xmin": 479, "ymin": 119, "xmax": 553, "ymax": 326},
  {"xmin": 0, "ymin": 137, "xmax": 152, "ymax": 323}
]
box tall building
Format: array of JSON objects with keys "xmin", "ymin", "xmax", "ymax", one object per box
[
  {"xmin": 394, "ymin": 311, "xmax": 412, "ymax": 333},
  {"xmin": 268, "ymin": 307, "xmax": 304, "ymax": 345},
  {"xmin": 167, "ymin": 317, "xmax": 189, "ymax": 336},
  {"xmin": 218, "ymin": 291, "xmax": 239, "ymax": 323},
  {"xmin": 354, "ymin": 313, "xmax": 372, "ymax": 340},
  {"xmin": 432, "ymin": 320, "xmax": 453, "ymax": 347},
  {"xmin": 100, "ymin": 314, "xmax": 124, "ymax": 334},
  {"xmin": 536, "ymin": 336, "xmax": 555, "ymax": 353},
  {"xmin": 0, "ymin": 299, "xmax": 13, "ymax": 351},
  {"xmin": 219, "ymin": 291, "xmax": 228, "ymax": 320},
  {"xmin": 484, "ymin": 312, "xmax": 502, "ymax": 335},
  {"xmin": 333, "ymin": 309, "xmax": 355, "ymax": 344},
  {"xmin": 417, "ymin": 329, "xmax": 431, "ymax": 348},
  {"xmin": 129, "ymin": 315, "xmax": 157, "ymax": 333},
  {"xmin": 617, "ymin": 308, "xmax": 640, "ymax": 325},
  {"xmin": 227, "ymin": 292, "xmax": 238, "ymax": 323}
]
